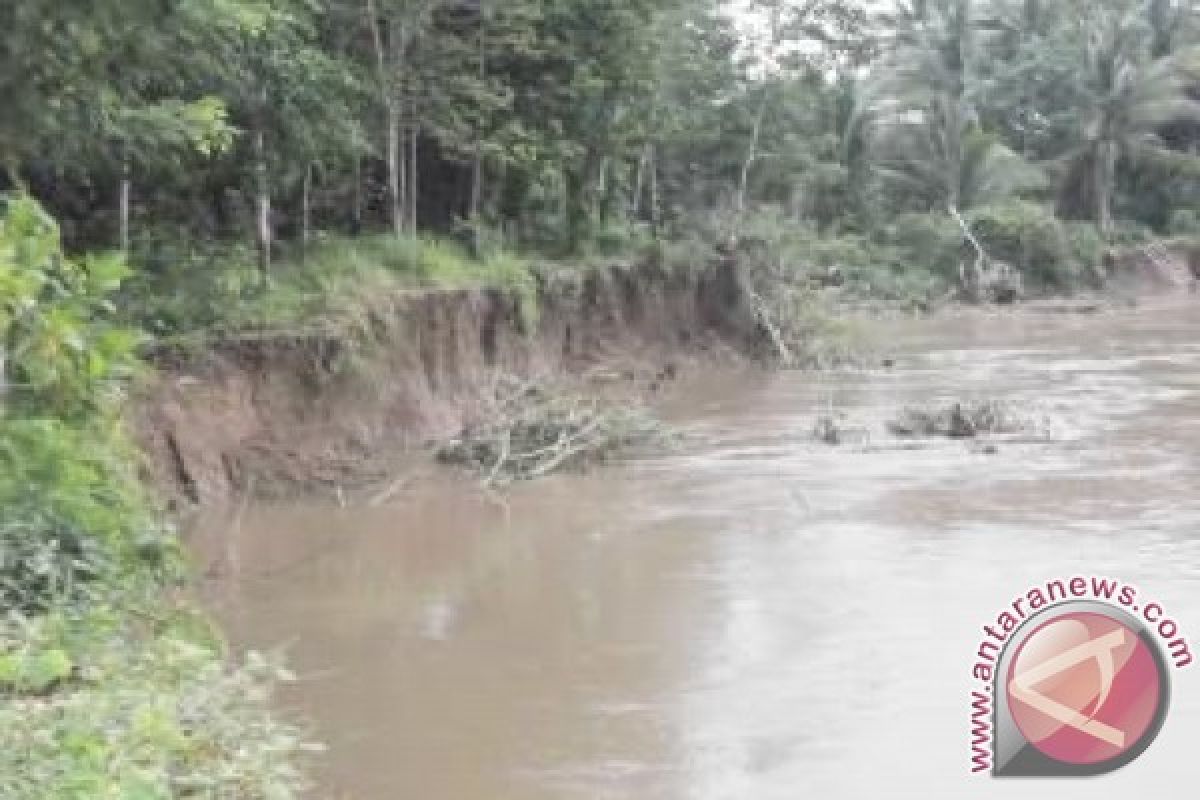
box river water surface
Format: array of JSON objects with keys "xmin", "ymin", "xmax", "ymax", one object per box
[{"xmin": 193, "ymin": 299, "xmax": 1200, "ymax": 798}]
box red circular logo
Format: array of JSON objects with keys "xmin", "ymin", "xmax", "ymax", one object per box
[{"xmin": 1006, "ymin": 611, "xmax": 1163, "ymax": 765}]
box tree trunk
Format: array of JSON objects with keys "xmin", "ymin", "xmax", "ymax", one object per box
[
  {"xmin": 387, "ymin": 109, "xmax": 402, "ymax": 235},
  {"xmin": 366, "ymin": 0, "xmax": 402, "ymax": 236},
  {"xmin": 1095, "ymin": 142, "xmax": 1114, "ymax": 238},
  {"xmin": 301, "ymin": 161, "xmax": 313, "ymax": 256},
  {"xmin": 352, "ymin": 156, "xmax": 363, "ymax": 233},
  {"xmin": 408, "ymin": 125, "xmax": 419, "ymax": 232},
  {"xmin": 470, "ymin": 143, "xmax": 484, "ymax": 222},
  {"xmin": 565, "ymin": 147, "xmax": 603, "ymax": 250},
  {"xmin": 734, "ymin": 93, "xmax": 768, "ymax": 236},
  {"xmin": 118, "ymin": 156, "xmax": 131, "ymax": 254},
  {"xmin": 648, "ymin": 144, "xmax": 660, "ymax": 232},
  {"xmin": 597, "ymin": 156, "xmax": 614, "ymax": 222},
  {"xmin": 254, "ymin": 130, "xmax": 272, "ymax": 275},
  {"xmin": 632, "ymin": 144, "xmax": 648, "ymax": 219},
  {"xmin": 470, "ymin": 1, "xmax": 488, "ymax": 221}
]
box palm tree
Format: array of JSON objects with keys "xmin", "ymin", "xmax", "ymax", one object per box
[
  {"xmin": 860, "ymin": 0, "xmax": 1044, "ymax": 214},
  {"xmin": 1056, "ymin": 3, "xmax": 1200, "ymax": 236}
]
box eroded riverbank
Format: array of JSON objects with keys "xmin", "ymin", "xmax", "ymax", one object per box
[
  {"xmin": 190, "ymin": 297, "xmax": 1200, "ymax": 798},
  {"xmin": 138, "ymin": 258, "xmax": 769, "ymax": 507}
]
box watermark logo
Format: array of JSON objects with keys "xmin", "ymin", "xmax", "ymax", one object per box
[{"xmin": 969, "ymin": 577, "xmax": 1191, "ymax": 777}]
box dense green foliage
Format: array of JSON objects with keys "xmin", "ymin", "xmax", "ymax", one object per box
[
  {"xmin": 0, "ymin": 196, "xmax": 165, "ymax": 609},
  {"xmin": 5, "ymin": 0, "xmax": 1198, "ymax": 312},
  {"xmin": 0, "ymin": 198, "xmax": 312, "ymax": 799}
]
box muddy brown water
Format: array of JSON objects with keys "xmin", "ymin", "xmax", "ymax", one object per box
[{"xmin": 192, "ymin": 299, "xmax": 1200, "ymax": 799}]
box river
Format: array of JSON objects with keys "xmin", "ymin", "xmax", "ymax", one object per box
[{"xmin": 192, "ymin": 298, "xmax": 1200, "ymax": 798}]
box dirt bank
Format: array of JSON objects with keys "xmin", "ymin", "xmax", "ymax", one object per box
[{"xmin": 136, "ymin": 258, "xmax": 767, "ymax": 506}]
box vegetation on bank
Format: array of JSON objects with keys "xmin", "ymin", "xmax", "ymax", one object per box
[
  {"xmin": 0, "ymin": 197, "xmax": 313, "ymax": 799},
  {"xmin": 126, "ymin": 230, "xmax": 541, "ymax": 340},
  {"xmin": 6, "ymin": 1, "xmax": 1200, "ymax": 322},
  {"xmin": 5, "ymin": 0, "xmax": 1200, "ymax": 795}
]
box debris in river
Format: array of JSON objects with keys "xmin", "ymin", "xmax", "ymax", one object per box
[
  {"xmin": 812, "ymin": 414, "xmax": 842, "ymax": 445},
  {"xmin": 887, "ymin": 400, "xmax": 1025, "ymax": 439},
  {"xmin": 437, "ymin": 378, "xmax": 669, "ymax": 486},
  {"xmin": 811, "ymin": 413, "xmax": 871, "ymax": 446}
]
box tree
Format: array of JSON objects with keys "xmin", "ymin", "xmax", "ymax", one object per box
[
  {"xmin": 861, "ymin": 0, "xmax": 984, "ymax": 213},
  {"xmin": 1052, "ymin": 3, "xmax": 1200, "ymax": 235},
  {"xmin": 729, "ymin": 0, "xmax": 869, "ymax": 235},
  {"xmin": 0, "ymin": 0, "xmax": 242, "ymax": 247}
]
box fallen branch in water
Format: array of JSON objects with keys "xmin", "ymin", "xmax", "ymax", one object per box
[{"xmin": 437, "ymin": 378, "xmax": 669, "ymax": 486}]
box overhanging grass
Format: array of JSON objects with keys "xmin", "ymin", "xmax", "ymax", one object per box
[{"xmin": 128, "ymin": 233, "xmax": 541, "ymax": 341}]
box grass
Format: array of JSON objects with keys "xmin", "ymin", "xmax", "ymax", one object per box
[{"xmin": 127, "ymin": 232, "xmax": 543, "ymax": 341}]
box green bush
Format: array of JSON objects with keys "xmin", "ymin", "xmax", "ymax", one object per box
[
  {"xmin": 680, "ymin": 207, "xmax": 950, "ymax": 310},
  {"xmin": 966, "ymin": 201, "xmax": 1077, "ymax": 288},
  {"xmin": 583, "ymin": 219, "xmax": 655, "ymax": 258},
  {"xmin": 1064, "ymin": 222, "xmax": 1107, "ymax": 281},
  {"xmin": 653, "ymin": 233, "xmax": 714, "ymax": 275},
  {"xmin": 1110, "ymin": 220, "xmax": 1155, "ymax": 246},
  {"xmin": 1, "ymin": 196, "xmax": 173, "ymax": 610},
  {"xmin": 877, "ymin": 212, "xmax": 963, "ymax": 280},
  {"xmin": 0, "ymin": 612, "xmax": 314, "ymax": 800},
  {"xmin": 738, "ymin": 207, "xmax": 877, "ymax": 277},
  {"xmin": 0, "ymin": 420, "xmax": 174, "ymax": 612},
  {"xmin": 2, "ymin": 196, "xmax": 311, "ymax": 798},
  {"xmin": 1168, "ymin": 209, "xmax": 1200, "ymax": 236},
  {"xmin": 1, "ymin": 196, "xmax": 142, "ymax": 419}
]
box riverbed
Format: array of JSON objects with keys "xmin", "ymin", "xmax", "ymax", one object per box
[{"xmin": 192, "ymin": 298, "xmax": 1200, "ymax": 798}]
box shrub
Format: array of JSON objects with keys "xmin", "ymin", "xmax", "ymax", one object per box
[
  {"xmin": 653, "ymin": 233, "xmax": 714, "ymax": 275},
  {"xmin": 965, "ymin": 201, "xmax": 1076, "ymax": 288},
  {"xmin": 1, "ymin": 197, "xmax": 173, "ymax": 610},
  {"xmin": 877, "ymin": 212, "xmax": 963, "ymax": 280},
  {"xmin": 1063, "ymin": 223, "xmax": 1107, "ymax": 282},
  {"xmin": 1168, "ymin": 209, "xmax": 1200, "ymax": 236},
  {"xmin": 584, "ymin": 219, "xmax": 655, "ymax": 258},
  {"xmin": 738, "ymin": 207, "xmax": 878, "ymax": 277},
  {"xmin": 1110, "ymin": 220, "xmax": 1155, "ymax": 246},
  {"xmin": 1, "ymin": 196, "xmax": 142, "ymax": 419},
  {"xmin": 0, "ymin": 420, "xmax": 174, "ymax": 612},
  {"xmin": 1, "ymin": 195, "xmax": 311, "ymax": 799},
  {"xmin": 0, "ymin": 612, "xmax": 314, "ymax": 800}
]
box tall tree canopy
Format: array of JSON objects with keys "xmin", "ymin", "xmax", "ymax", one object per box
[{"xmin": 3, "ymin": 0, "xmax": 1199, "ymax": 257}]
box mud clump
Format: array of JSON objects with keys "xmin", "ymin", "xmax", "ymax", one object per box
[
  {"xmin": 437, "ymin": 379, "xmax": 668, "ymax": 486},
  {"xmin": 887, "ymin": 400, "xmax": 1025, "ymax": 439}
]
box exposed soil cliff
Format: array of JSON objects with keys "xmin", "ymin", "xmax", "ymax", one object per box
[{"xmin": 136, "ymin": 258, "xmax": 766, "ymax": 506}]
